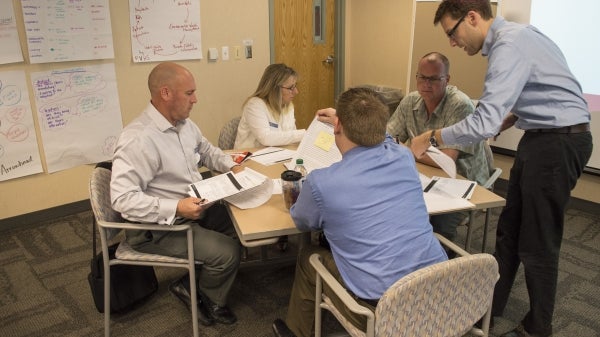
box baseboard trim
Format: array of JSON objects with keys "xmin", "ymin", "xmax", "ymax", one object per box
[{"xmin": 0, "ymin": 200, "xmax": 91, "ymax": 232}]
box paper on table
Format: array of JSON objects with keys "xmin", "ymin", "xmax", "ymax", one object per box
[
  {"xmin": 286, "ymin": 117, "xmax": 342, "ymax": 173},
  {"xmin": 419, "ymin": 173, "xmax": 475, "ymax": 213},
  {"xmin": 188, "ymin": 168, "xmax": 268, "ymax": 203},
  {"xmin": 420, "ymin": 175, "xmax": 477, "ymax": 200},
  {"xmin": 426, "ymin": 146, "xmax": 456, "ymax": 178},
  {"xmin": 250, "ymin": 147, "xmax": 296, "ymax": 166},
  {"xmin": 423, "ymin": 193, "xmax": 474, "ymax": 214},
  {"xmin": 225, "ymin": 178, "xmax": 273, "ymax": 209}
]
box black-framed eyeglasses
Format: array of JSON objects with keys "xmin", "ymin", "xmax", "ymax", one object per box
[
  {"xmin": 281, "ymin": 84, "xmax": 297, "ymax": 91},
  {"xmin": 446, "ymin": 14, "xmax": 466, "ymax": 39},
  {"xmin": 416, "ymin": 74, "xmax": 446, "ymax": 84}
]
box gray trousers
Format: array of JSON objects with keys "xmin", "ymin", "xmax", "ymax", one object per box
[{"xmin": 128, "ymin": 204, "xmax": 241, "ymax": 306}]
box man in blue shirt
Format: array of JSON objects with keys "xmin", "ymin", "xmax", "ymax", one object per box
[
  {"xmin": 388, "ymin": 51, "xmax": 491, "ymax": 245},
  {"xmin": 272, "ymin": 87, "xmax": 447, "ymax": 337},
  {"xmin": 411, "ymin": 1, "xmax": 593, "ymax": 336}
]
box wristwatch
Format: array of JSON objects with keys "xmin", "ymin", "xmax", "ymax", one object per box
[{"xmin": 428, "ymin": 130, "xmax": 438, "ymax": 147}]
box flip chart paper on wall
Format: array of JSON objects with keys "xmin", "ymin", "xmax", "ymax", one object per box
[
  {"xmin": 21, "ymin": 0, "xmax": 114, "ymax": 64},
  {"xmin": 30, "ymin": 64, "xmax": 123, "ymax": 173},
  {"xmin": 129, "ymin": 0, "xmax": 203, "ymax": 62},
  {"xmin": 0, "ymin": 1, "xmax": 24, "ymax": 65},
  {"xmin": 0, "ymin": 70, "xmax": 43, "ymax": 182}
]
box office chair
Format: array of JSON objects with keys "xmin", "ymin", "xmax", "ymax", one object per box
[
  {"xmin": 89, "ymin": 161, "xmax": 202, "ymax": 337},
  {"xmin": 218, "ymin": 116, "xmax": 241, "ymax": 150},
  {"xmin": 310, "ymin": 233, "xmax": 499, "ymax": 337}
]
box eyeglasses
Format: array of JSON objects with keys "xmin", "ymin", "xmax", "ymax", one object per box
[
  {"xmin": 281, "ymin": 84, "xmax": 297, "ymax": 91},
  {"xmin": 416, "ymin": 74, "xmax": 446, "ymax": 84},
  {"xmin": 446, "ymin": 14, "xmax": 466, "ymax": 39}
]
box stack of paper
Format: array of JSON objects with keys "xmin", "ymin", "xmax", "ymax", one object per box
[{"xmin": 188, "ymin": 168, "xmax": 272, "ymax": 209}]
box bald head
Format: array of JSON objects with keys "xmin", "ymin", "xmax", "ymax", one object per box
[
  {"xmin": 148, "ymin": 62, "xmax": 192, "ymax": 97},
  {"xmin": 147, "ymin": 62, "xmax": 197, "ymax": 125}
]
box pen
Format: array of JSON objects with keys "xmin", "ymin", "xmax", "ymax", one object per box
[
  {"xmin": 190, "ymin": 184, "xmax": 201, "ymax": 198},
  {"xmin": 250, "ymin": 149, "xmax": 283, "ymax": 157}
]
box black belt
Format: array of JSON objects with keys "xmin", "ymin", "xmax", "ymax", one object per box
[{"xmin": 526, "ymin": 123, "xmax": 589, "ymax": 134}]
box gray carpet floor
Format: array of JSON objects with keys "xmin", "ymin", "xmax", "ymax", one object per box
[{"xmin": 1, "ymin": 195, "xmax": 599, "ymax": 337}]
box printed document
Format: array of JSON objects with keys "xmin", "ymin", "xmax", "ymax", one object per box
[
  {"xmin": 286, "ymin": 118, "xmax": 342, "ymax": 173},
  {"xmin": 419, "ymin": 173, "xmax": 475, "ymax": 214},
  {"xmin": 188, "ymin": 168, "xmax": 270, "ymax": 208}
]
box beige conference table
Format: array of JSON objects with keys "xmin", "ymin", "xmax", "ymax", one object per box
[{"xmin": 226, "ymin": 154, "xmax": 505, "ymax": 252}]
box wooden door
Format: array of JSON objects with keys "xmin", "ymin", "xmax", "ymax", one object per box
[{"xmin": 273, "ymin": 0, "xmax": 336, "ymax": 129}]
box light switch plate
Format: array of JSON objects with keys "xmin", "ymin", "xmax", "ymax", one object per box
[
  {"xmin": 208, "ymin": 47, "xmax": 218, "ymax": 61},
  {"xmin": 221, "ymin": 46, "xmax": 229, "ymax": 61}
]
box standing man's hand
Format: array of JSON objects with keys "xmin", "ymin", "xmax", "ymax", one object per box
[
  {"xmin": 411, "ymin": 129, "xmax": 442, "ymax": 159},
  {"xmin": 410, "ymin": 131, "xmax": 430, "ymax": 159}
]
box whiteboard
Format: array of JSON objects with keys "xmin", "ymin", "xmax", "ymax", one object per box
[{"xmin": 493, "ymin": 0, "xmax": 600, "ymax": 172}]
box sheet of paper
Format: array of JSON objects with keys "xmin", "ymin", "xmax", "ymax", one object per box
[
  {"xmin": 21, "ymin": 0, "xmax": 114, "ymax": 63},
  {"xmin": 419, "ymin": 174, "xmax": 475, "ymax": 213},
  {"xmin": 423, "ymin": 193, "xmax": 474, "ymax": 214},
  {"xmin": 0, "ymin": 1, "xmax": 24, "ymax": 64},
  {"xmin": 188, "ymin": 167, "xmax": 268, "ymax": 204},
  {"xmin": 225, "ymin": 177, "xmax": 273, "ymax": 209},
  {"xmin": 128, "ymin": 0, "xmax": 202, "ymax": 62},
  {"xmin": 0, "ymin": 70, "xmax": 43, "ymax": 181},
  {"xmin": 426, "ymin": 146, "xmax": 456, "ymax": 178},
  {"xmin": 422, "ymin": 175, "xmax": 477, "ymax": 200},
  {"xmin": 286, "ymin": 117, "xmax": 342, "ymax": 173},
  {"xmin": 31, "ymin": 64, "xmax": 123, "ymax": 173},
  {"xmin": 250, "ymin": 147, "xmax": 296, "ymax": 166}
]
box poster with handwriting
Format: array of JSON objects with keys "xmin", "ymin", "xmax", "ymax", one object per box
[
  {"xmin": 31, "ymin": 64, "xmax": 122, "ymax": 173},
  {"xmin": 0, "ymin": 71, "xmax": 43, "ymax": 182},
  {"xmin": 129, "ymin": 0, "xmax": 202, "ymax": 63},
  {"xmin": 0, "ymin": 1, "xmax": 24, "ymax": 65},
  {"xmin": 21, "ymin": 0, "xmax": 114, "ymax": 64}
]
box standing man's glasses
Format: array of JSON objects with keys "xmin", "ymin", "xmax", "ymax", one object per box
[{"xmin": 446, "ymin": 14, "xmax": 466, "ymax": 38}]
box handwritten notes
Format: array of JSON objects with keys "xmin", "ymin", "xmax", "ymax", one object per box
[
  {"xmin": 21, "ymin": 0, "xmax": 114, "ymax": 63},
  {"xmin": 286, "ymin": 118, "xmax": 342, "ymax": 173},
  {"xmin": 0, "ymin": 1, "xmax": 24, "ymax": 65},
  {"xmin": 31, "ymin": 64, "xmax": 123, "ymax": 173},
  {"xmin": 314, "ymin": 131, "xmax": 335, "ymax": 152},
  {"xmin": 129, "ymin": 0, "xmax": 202, "ymax": 63},
  {"xmin": 0, "ymin": 71, "xmax": 43, "ymax": 181}
]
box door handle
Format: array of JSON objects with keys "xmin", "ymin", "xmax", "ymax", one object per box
[{"xmin": 322, "ymin": 55, "xmax": 335, "ymax": 64}]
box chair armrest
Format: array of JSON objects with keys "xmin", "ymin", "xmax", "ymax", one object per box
[
  {"xmin": 309, "ymin": 254, "xmax": 374, "ymax": 319},
  {"xmin": 97, "ymin": 220, "xmax": 192, "ymax": 232},
  {"xmin": 435, "ymin": 232, "xmax": 470, "ymax": 257}
]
